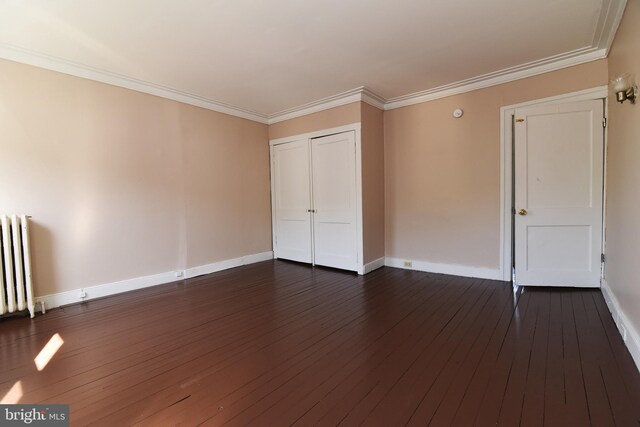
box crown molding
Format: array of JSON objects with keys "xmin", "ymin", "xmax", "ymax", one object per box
[
  {"xmin": 0, "ymin": 43, "xmax": 610, "ymax": 125},
  {"xmin": 0, "ymin": 0, "xmax": 625, "ymax": 125},
  {"xmin": 266, "ymin": 86, "xmax": 385, "ymax": 124},
  {"xmin": 0, "ymin": 43, "xmax": 270, "ymax": 124},
  {"xmin": 266, "ymin": 0, "xmax": 625, "ymax": 120},
  {"xmin": 360, "ymin": 87, "xmax": 386, "ymax": 110},
  {"xmin": 383, "ymin": 47, "xmax": 607, "ymax": 110},
  {"xmin": 267, "ymin": 46, "xmax": 608, "ymax": 119},
  {"xmin": 592, "ymin": 0, "xmax": 627, "ymax": 53}
]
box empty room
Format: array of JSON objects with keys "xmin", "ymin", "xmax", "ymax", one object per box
[{"xmin": 1, "ymin": 0, "xmax": 640, "ymax": 425}]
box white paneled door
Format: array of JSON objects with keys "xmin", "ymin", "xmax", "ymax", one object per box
[
  {"xmin": 514, "ymin": 100, "xmax": 604, "ymax": 287},
  {"xmin": 311, "ymin": 132, "xmax": 358, "ymax": 270},
  {"xmin": 271, "ymin": 131, "xmax": 359, "ymax": 272},
  {"xmin": 272, "ymin": 139, "xmax": 312, "ymax": 263}
]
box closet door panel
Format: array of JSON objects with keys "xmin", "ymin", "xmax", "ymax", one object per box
[
  {"xmin": 272, "ymin": 140, "xmax": 312, "ymax": 263},
  {"xmin": 311, "ymin": 131, "xmax": 358, "ymax": 270}
]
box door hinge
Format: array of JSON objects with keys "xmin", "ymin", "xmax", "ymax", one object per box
[
  {"xmin": 601, "ymin": 253, "xmax": 606, "ymax": 263},
  {"xmin": 603, "ymin": 117, "xmax": 607, "ymax": 128}
]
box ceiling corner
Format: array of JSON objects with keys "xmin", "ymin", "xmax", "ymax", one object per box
[{"xmin": 592, "ymin": 0, "xmax": 628, "ymax": 55}]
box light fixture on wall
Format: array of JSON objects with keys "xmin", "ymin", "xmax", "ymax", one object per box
[{"xmin": 611, "ymin": 73, "xmax": 637, "ymax": 104}]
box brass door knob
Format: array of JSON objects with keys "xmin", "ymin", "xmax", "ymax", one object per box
[{"xmin": 518, "ymin": 209, "xmax": 528, "ymax": 216}]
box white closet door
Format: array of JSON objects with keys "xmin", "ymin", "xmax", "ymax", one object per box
[
  {"xmin": 514, "ymin": 100, "xmax": 604, "ymax": 287},
  {"xmin": 311, "ymin": 131, "xmax": 358, "ymax": 270},
  {"xmin": 272, "ymin": 139, "xmax": 312, "ymax": 263}
]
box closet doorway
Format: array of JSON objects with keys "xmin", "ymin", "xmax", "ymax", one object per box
[{"xmin": 271, "ymin": 130, "xmax": 359, "ymax": 272}]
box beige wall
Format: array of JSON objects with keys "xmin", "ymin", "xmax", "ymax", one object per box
[
  {"xmin": 605, "ymin": 1, "xmax": 640, "ymax": 338},
  {"xmin": 267, "ymin": 101, "xmax": 385, "ymax": 265},
  {"xmin": 360, "ymin": 102, "xmax": 385, "ymax": 263},
  {"xmin": 0, "ymin": 46, "xmax": 616, "ymax": 299},
  {"xmin": 384, "ymin": 59, "xmax": 609, "ymax": 268},
  {"xmin": 182, "ymin": 109, "xmax": 271, "ymax": 268},
  {"xmin": 0, "ymin": 59, "xmax": 271, "ymax": 296},
  {"xmin": 268, "ymin": 102, "xmax": 361, "ymax": 140}
]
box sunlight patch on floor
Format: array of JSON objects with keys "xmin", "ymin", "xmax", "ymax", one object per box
[
  {"xmin": 0, "ymin": 381, "xmax": 23, "ymax": 404},
  {"xmin": 34, "ymin": 333, "xmax": 64, "ymax": 371}
]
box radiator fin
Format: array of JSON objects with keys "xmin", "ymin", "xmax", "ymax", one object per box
[{"xmin": 0, "ymin": 215, "xmax": 36, "ymax": 318}]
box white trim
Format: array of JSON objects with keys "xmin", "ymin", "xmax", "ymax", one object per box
[
  {"xmin": 268, "ymin": 87, "xmax": 385, "ymax": 124},
  {"xmin": 36, "ymin": 270, "xmax": 178, "ymax": 310},
  {"xmin": 268, "ymin": 48, "xmax": 613, "ymax": 121},
  {"xmin": 355, "ymin": 127, "xmax": 364, "ymax": 276},
  {"xmin": 500, "ymin": 86, "xmax": 608, "ymax": 111},
  {"xmin": 499, "ymin": 86, "xmax": 609, "ymax": 282},
  {"xmin": 362, "ymin": 257, "xmax": 385, "ymax": 274},
  {"xmin": 2, "ymin": 0, "xmax": 624, "ymax": 128},
  {"xmin": 601, "ymin": 279, "xmax": 640, "ymax": 372},
  {"xmin": 269, "ymin": 124, "xmax": 364, "ymax": 275},
  {"xmin": 1, "ymin": 0, "xmax": 624, "ymax": 125},
  {"xmin": 185, "ymin": 251, "xmax": 273, "ymax": 279},
  {"xmin": 269, "ymin": 123, "xmax": 362, "ymax": 146},
  {"xmin": 0, "ymin": 43, "xmax": 270, "ymax": 124},
  {"xmin": 269, "ymin": 145, "xmax": 278, "ymax": 259},
  {"xmin": 602, "ymin": 97, "xmax": 609, "ymax": 281},
  {"xmin": 592, "ymin": 0, "xmax": 628, "ymax": 53},
  {"xmin": 35, "ymin": 251, "xmax": 274, "ymax": 311},
  {"xmin": 384, "ymin": 49, "xmax": 607, "ymax": 110},
  {"xmin": 360, "ymin": 88, "xmax": 387, "ymax": 111},
  {"xmin": 385, "ymin": 257, "xmax": 503, "ymax": 281}
]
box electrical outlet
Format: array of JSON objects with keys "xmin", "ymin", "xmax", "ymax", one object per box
[{"xmin": 403, "ymin": 261, "xmax": 412, "ymax": 268}]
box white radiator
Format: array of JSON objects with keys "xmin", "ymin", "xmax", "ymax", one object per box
[{"xmin": 0, "ymin": 215, "xmax": 36, "ymax": 318}]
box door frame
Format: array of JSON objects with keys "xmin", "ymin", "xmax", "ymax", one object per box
[
  {"xmin": 499, "ymin": 86, "xmax": 609, "ymax": 282},
  {"xmin": 269, "ymin": 122, "xmax": 364, "ymax": 274}
]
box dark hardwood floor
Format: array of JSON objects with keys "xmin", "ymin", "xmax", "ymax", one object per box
[{"xmin": 1, "ymin": 260, "xmax": 639, "ymax": 426}]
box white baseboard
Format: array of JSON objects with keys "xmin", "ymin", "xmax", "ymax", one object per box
[
  {"xmin": 184, "ymin": 251, "xmax": 273, "ymax": 279},
  {"xmin": 601, "ymin": 279, "xmax": 640, "ymax": 372},
  {"xmin": 36, "ymin": 251, "xmax": 274, "ymax": 311},
  {"xmin": 361, "ymin": 257, "xmax": 385, "ymax": 275},
  {"xmin": 384, "ymin": 257, "xmax": 504, "ymax": 281}
]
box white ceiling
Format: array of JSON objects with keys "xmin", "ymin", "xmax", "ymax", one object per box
[{"xmin": 0, "ymin": 0, "xmax": 626, "ymax": 122}]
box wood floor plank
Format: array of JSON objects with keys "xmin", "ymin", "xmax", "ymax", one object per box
[
  {"xmin": 581, "ymin": 292, "xmax": 640, "ymax": 425},
  {"xmin": 427, "ymin": 286, "xmax": 520, "ymax": 426},
  {"xmin": 215, "ymin": 273, "xmax": 470, "ymax": 426},
  {"xmin": 403, "ymin": 283, "xmax": 514, "ymax": 426},
  {"xmin": 559, "ymin": 290, "xmax": 591, "ymax": 427},
  {"xmin": 543, "ymin": 290, "xmax": 568, "ymax": 427},
  {"xmin": 571, "ymin": 290, "xmax": 616, "ymax": 426},
  {"xmin": 1, "ymin": 261, "xmax": 639, "ymax": 426},
  {"xmin": 591, "ymin": 292, "xmax": 640, "ymax": 405},
  {"xmin": 519, "ymin": 289, "xmax": 551, "ymax": 427},
  {"xmin": 470, "ymin": 289, "xmax": 536, "ymax": 426},
  {"xmin": 280, "ymin": 274, "xmax": 466, "ymax": 427},
  {"xmin": 362, "ymin": 281, "xmax": 500, "ymax": 426},
  {"xmin": 308, "ymin": 276, "xmax": 479, "ymax": 427},
  {"xmin": 494, "ymin": 289, "xmax": 542, "ymax": 426},
  {"xmin": 333, "ymin": 279, "xmax": 495, "ymax": 426},
  {"xmin": 4, "ymin": 264, "xmax": 344, "ymax": 398},
  {"xmin": 135, "ymin": 268, "xmax": 430, "ymax": 426},
  {"xmin": 71, "ymin": 267, "xmax": 379, "ymax": 422}
]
